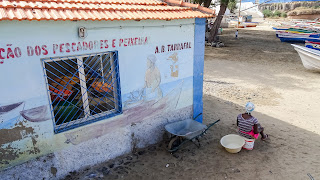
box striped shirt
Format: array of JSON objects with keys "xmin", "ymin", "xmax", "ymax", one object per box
[{"xmin": 237, "ymin": 114, "xmax": 258, "ymax": 139}]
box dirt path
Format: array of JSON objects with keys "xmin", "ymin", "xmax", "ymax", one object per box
[{"xmin": 67, "ymin": 24, "xmax": 320, "ymax": 180}]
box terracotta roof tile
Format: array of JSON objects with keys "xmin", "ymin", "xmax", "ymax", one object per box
[{"xmin": 0, "ymin": 0, "xmax": 214, "ymax": 21}]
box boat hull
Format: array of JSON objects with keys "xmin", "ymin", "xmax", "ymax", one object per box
[
  {"xmin": 305, "ymin": 41, "xmax": 320, "ymax": 51},
  {"xmin": 279, "ymin": 36, "xmax": 320, "ymax": 43},
  {"xmin": 238, "ymin": 24, "xmax": 257, "ymax": 28},
  {"xmin": 292, "ymin": 44, "xmax": 320, "ymax": 71},
  {"xmin": 272, "ymin": 27, "xmax": 289, "ymax": 30}
]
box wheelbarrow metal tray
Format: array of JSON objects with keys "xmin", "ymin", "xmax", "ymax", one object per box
[{"xmin": 165, "ymin": 119, "xmax": 207, "ymax": 139}]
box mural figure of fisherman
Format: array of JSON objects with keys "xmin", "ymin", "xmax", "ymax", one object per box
[
  {"xmin": 123, "ymin": 55, "xmax": 163, "ymax": 107},
  {"xmin": 143, "ymin": 55, "xmax": 163, "ymax": 101}
]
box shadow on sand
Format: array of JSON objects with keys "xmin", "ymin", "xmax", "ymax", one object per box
[{"xmin": 64, "ymin": 95, "xmax": 320, "ymax": 180}]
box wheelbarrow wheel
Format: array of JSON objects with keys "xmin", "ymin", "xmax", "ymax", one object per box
[{"xmin": 168, "ymin": 136, "xmax": 180, "ymax": 152}]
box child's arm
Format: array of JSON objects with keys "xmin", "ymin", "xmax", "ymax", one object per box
[
  {"xmin": 236, "ymin": 118, "xmax": 239, "ymax": 127},
  {"xmin": 253, "ymin": 124, "xmax": 258, "ymax": 134},
  {"xmin": 253, "ymin": 117, "xmax": 259, "ymax": 134}
]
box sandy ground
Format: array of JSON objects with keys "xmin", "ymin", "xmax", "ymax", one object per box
[{"xmin": 66, "ymin": 23, "xmax": 320, "ymax": 180}]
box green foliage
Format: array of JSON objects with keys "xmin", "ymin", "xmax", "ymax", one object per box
[
  {"xmin": 220, "ymin": 0, "xmax": 231, "ymax": 6},
  {"xmin": 228, "ymin": 0, "xmax": 237, "ymax": 13},
  {"xmin": 262, "ymin": 10, "xmax": 283, "ymax": 18},
  {"xmin": 281, "ymin": 12, "xmax": 287, "ymax": 18},
  {"xmin": 262, "ymin": 9, "xmax": 273, "ymax": 17},
  {"xmin": 193, "ymin": 0, "xmax": 201, "ymax": 4},
  {"xmin": 273, "ymin": 10, "xmax": 281, "ymax": 17}
]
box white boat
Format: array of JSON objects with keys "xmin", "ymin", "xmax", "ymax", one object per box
[
  {"xmin": 277, "ymin": 32, "xmax": 320, "ymax": 43},
  {"xmin": 291, "ymin": 44, "xmax": 320, "ymax": 71}
]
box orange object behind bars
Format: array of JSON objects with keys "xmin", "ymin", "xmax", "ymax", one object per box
[
  {"xmin": 92, "ymin": 82, "xmax": 113, "ymax": 93},
  {"xmin": 49, "ymin": 87, "xmax": 73, "ymax": 101}
]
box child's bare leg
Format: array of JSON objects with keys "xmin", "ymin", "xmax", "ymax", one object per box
[
  {"xmin": 257, "ymin": 124, "xmax": 268, "ymax": 140},
  {"xmin": 260, "ymin": 129, "xmax": 267, "ymax": 140}
]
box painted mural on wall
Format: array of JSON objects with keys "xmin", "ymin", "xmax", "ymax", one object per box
[
  {"xmin": 145, "ymin": 55, "xmax": 163, "ymax": 101},
  {"xmin": 123, "ymin": 49, "xmax": 192, "ymax": 109},
  {"xmin": 0, "ymin": 99, "xmax": 51, "ymax": 166},
  {"xmin": 124, "ymin": 55, "xmax": 163, "ymax": 108},
  {"xmin": 0, "ymin": 20, "xmax": 196, "ymax": 169},
  {"xmin": 65, "ymin": 43, "xmax": 194, "ymax": 145},
  {"xmin": 0, "ymin": 101, "xmax": 51, "ymax": 128},
  {"xmin": 168, "ymin": 53, "xmax": 179, "ymax": 77},
  {"xmin": 64, "ymin": 81, "xmax": 184, "ymax": 145}
]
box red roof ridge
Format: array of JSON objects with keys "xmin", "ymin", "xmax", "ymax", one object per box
[{"xmin": 163, "ymin": 0, "xmax": 214, "ymax": 14}]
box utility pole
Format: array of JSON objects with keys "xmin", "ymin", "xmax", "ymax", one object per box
[{"xmin": 237, "ymin": 0, "xmax": 242, "ymax": 28}]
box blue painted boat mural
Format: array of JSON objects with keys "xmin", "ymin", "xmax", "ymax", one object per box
[
  {"xmin": 20, "ymin": 105, "xmax": 50, "ymax": 122},
  {"xmin": 0, "ymin": 102, "xmax": 24, "ymax": 124}
]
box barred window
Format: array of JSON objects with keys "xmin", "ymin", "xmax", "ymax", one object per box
[{"xmin": 42, "ymin": 52, "xmax": 122, "ymax": 133}]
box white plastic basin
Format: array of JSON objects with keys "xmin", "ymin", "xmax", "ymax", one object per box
[{"xmin": 220, "ymin": 134, "xmax": 245, "ymax": 153}]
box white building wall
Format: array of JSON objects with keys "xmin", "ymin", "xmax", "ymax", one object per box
[{"xmin": 0, "ymin": 19, "xmax": 196, "ymax": 179}]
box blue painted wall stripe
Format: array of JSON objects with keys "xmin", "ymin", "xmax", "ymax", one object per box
[{"xmin": 193, "ymin": 18, "xmax": 206, "ymax": 123}]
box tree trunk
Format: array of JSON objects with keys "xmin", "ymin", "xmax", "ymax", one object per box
[
  {"xmin": 199, "ymin": 0, "xmax": 205, "ymax": 5},
  {"xmin": 204, "ymin": 0, "xmax": 211, "ymax": 8},
  {"xmin": 208, "ymin": 3, "xmax": 228, "ymax": 43}
]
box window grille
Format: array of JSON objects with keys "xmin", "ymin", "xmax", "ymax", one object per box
[{"xmin": 42, "ymin": 52, "xmax": 122, "ymax": 133}]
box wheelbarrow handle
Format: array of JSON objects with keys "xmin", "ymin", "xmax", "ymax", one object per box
[
  {"xmin": 194, "ymin": 113, "xmax": 220, "ymax": 130},
  {"xmin": 193, "ymin": 113, "xmax": 203, "ymax": 121},
  {"xmin": 206, "ymin": 119, "xmax": 220, "ymax": 130},
  {"xmin": 201, "ymin": 119, "xmax": 220, "ymax": 135}
]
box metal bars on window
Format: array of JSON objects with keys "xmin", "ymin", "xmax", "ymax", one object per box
[{"xmin": 42, "ymin": 52, "xmax": 122, "ymax": 133}]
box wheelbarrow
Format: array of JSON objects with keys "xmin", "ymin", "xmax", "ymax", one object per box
[{"xmin": 165, "ymin": 114, "xmax": 220, "ymax": 152}]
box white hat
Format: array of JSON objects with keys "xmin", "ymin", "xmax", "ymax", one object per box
[{"xmin": 245, "ymin": 102, "xmax": 255, "ymax": 113}]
